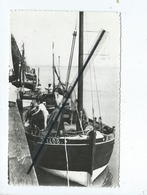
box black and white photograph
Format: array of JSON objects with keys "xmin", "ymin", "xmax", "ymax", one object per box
[
  {"xmin": 1, "ymin": 0, "xmax": 147, "ymax": 194},
  {"xmin": 8, "ymin": 11, "xmax": 120, "ymax": 187}
]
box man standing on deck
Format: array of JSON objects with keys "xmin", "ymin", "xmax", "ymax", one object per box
[
  {"xmin": 48, "ymin": 83, "xmax": 53, "ymax": 93},
  {"xmin": 32, "ymin": 100, "xmax": 49, "ymax": 131},
  {"xmin": 45, "ymin": 83, "xmax": 53, "ymax": 94},
  {"xmin": 54, "ymin": 88, "xmax": 64, "ymax": 107}
]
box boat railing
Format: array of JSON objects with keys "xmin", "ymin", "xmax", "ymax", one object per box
[{"xmin": 102, "ymin": 132, "xmax": 115, "ymax": 141}]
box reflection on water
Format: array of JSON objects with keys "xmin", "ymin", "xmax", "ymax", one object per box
[
  {"xmin": 35, "ymin": 166, "xmax": 113, "ymax": 187},
  {"xmin": 101, "ymin": 167, "xmax": 113, "ymax": 187}
]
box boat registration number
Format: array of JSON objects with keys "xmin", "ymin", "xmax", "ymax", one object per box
[{"xmin": 46, "ymin": 137, "xmax": 61, "ymax": 144}]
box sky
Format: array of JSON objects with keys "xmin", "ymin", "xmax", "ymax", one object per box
[{"xmin": 10, "ymin": 11, "xmax": 120, "ymax": 69}]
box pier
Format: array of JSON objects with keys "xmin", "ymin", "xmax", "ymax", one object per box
[{"xmin": 8, "ymin": 102, "xmax": 38, "ymax": 185}]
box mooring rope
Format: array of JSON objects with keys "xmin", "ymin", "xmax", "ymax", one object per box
[{"xmin": 64, "ymin": 137, "xmax": 70, "ymax": 186}]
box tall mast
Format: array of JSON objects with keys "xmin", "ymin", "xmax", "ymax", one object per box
[
  {"xmin": 78, "ymin": 11, "xmax": 84, "ymax": 113},
  {"xmin": 37, "ymin": 67, "xmax": 40, "ymax": 86},
  {"xmin": 58, "ymin": 56, "xmax": 60, "ymax": 78},
  {"xmin": 52, "ymin": 42, "xmax": 55, "ymax": 89},
  {"xmin": 65, "ymin": 30, "xmax": 77, "ymax": 90}
]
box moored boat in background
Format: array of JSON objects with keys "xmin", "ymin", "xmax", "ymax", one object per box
[{"xmin": 11, "ymin": 35, "xmax": 37, "ymax": 91}]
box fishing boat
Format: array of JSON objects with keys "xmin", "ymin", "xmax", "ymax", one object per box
[
  {"xmin": 11, "ymin": 34, "xmax": 37, "ymax": 91},
  {"xmin": 19, "ymin": 11, "xmax": 115, "ymax": 186}
]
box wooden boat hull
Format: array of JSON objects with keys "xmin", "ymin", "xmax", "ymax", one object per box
[
  {"xmin": 26, "ymin": 132, "xmax": 114, "ymax": 186},
  {"xmin": 39, "ymin": 164, "xmax": 107, "ymax": 186}
]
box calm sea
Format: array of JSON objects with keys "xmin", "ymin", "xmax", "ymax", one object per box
[{"xmin": 33, "ymin": 65, "xmax": 120, "ymax": 187}]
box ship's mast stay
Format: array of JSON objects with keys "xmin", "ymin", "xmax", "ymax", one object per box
[{"xmin": 78, "ymin": 11, "xmax": 84, "ymax": 113}]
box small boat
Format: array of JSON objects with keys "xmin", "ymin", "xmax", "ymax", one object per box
[{"xmin": 22, "ymin": 12, "xmax": 115, "ymax": 186}]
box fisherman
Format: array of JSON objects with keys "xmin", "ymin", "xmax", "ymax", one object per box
[
  {"xmin": 25, "ymin": 100, "xmax": 37, "ymax": 123},
  {"xmin": 54, "ymin": 88, "xmax": 64, "ymax": 107},
  {"xmin": 32, "ymin": 100, "xmax": 49, "ymax": 131},
  {"xmin": 45, "ymin": 83, "xmax": 53, "ymax": 94},
  {"xmin": 43, "ymin": 88, "xmax": 65, "ymax": 135},
  {"xmin": 48, "ymin": 83, "xmax": 53, "ymax": 93},
  {"xmin": 54, "ymin": 87, "xmax": 72, "ymax": 109}
]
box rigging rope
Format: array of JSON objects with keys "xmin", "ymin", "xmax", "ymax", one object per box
[
  {"xmin": 65, "ymin": 16, "xmax": 78, "ymax": 90},
  {"xmin": 90, "ymin": 67, "xmax": 95, "ymax": 120},
  {"xmin": 65, "ymin": 29, "xmax": 77, "ymax": 90},
  {"xmin": 93, "ymin": 66, "xmax": 102, "ymax": 121},
  {"xmin": 54, "ymin": 66, "xmax": 65, "ymax": 90},
  {"xmin": 75, "ymin": 12, "xmax": 78, "ymax": 31},
  {"xmin": 85, "ymin": 13, "xmax": 95, "ymax": 122},
  {"xmin": 64, "ymin": 137, "xmax": 70, "ymax": 186},
  {"xmin": 58, "ymin": 56, "xmax": 60, "ymax": 78}
]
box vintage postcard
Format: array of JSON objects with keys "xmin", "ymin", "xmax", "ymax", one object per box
[
  {"xmin": 8, "ymin": 11, "xmax": 120, "ymax": 187},
  {"xmin": 0, "ymin": 0, "xmax": 147, "ymax": 194}
]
